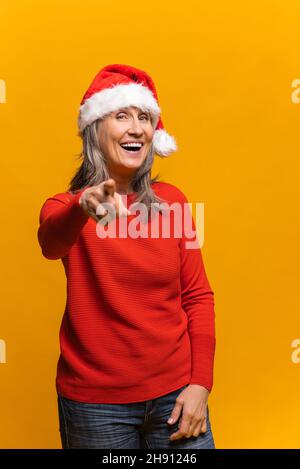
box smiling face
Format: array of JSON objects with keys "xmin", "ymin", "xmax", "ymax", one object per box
[{"xmin": 97, "ymin": 106, "xmax": 154, "ymax": 179}]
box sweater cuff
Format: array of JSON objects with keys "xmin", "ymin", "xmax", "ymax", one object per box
[
  {"xmin": 189, "ymin": 333, "xmax": 216, "ymax": 392},
  {"xmin": 68, "ymin": 190, "xmax": 90, "ymax": 225}
]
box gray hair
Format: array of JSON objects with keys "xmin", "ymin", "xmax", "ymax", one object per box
[{"xmin": 68, "ymin": 118, "xmax": 170, "ymax": 217}]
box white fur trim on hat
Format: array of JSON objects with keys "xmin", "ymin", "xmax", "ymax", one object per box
[
  {"xmin": 153, "ymin": 129, "xmax": 178, "ymax": 156},
  {"xmin": 78, "ymin": 82, "xmax": 161, "ymax": 132}
]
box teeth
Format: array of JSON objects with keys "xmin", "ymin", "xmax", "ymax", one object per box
[{"xmin": 120, "ymin": 143, "xmax": 143, "ymax": 148}]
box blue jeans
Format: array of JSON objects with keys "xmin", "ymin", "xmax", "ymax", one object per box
[{"xmin": 57, "ymin": 384, "xmax": 215, "ymax": 449}]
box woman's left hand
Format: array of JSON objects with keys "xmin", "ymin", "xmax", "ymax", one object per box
[{"xmin": 167, "ymin": 384, "xmax": 209, "ymax": 440}]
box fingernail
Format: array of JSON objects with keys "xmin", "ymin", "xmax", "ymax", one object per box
[{"xmin": 168, "ymin": 418, "xmax": 173, "ymax": 424}]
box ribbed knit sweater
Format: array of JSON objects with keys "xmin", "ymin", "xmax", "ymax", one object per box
[{"xmin": 37, "ymin": 181, "xmax": 216, "ymax": 404}]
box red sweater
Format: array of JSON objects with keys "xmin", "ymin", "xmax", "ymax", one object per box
[{"xmin": 37, "ymin": 181, "xmax": 216, "ymax": 404}]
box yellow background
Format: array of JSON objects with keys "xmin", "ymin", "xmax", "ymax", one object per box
[{"xmin": 0, "ymin": 0, "xmax": 299, "ymax": 449}]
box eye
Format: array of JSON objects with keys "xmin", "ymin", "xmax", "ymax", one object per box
[{"xmin": 116, "ymin": 112, "xmax": 149, "ymax": 120}]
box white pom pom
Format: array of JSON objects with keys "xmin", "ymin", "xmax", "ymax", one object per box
[{"xmin": 153, "ymin": 129, "xmax": 178, "ymax": 156}]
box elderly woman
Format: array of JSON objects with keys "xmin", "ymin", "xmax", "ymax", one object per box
[{"xmin": 37, "ymin": 64, "xmax": 216, "ymax": 450}]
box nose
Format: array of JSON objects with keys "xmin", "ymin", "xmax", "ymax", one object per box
[{"xmin": 127, "ymin": 116, "xmax": 144, "ymax": 136}]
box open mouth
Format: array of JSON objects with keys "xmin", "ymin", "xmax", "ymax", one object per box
[{"xmin": 119, "ymin": 143, "xmax": 144, "ymax": 155}]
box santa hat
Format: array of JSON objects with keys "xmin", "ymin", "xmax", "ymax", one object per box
[{"xmin": 78, "ymin": 64, "xmax": 177, "ymax": 157}]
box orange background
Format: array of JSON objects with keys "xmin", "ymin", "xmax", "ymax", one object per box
[{"xmin": 0, "ymin": 0, "xmax": 300, "ymax": 448}]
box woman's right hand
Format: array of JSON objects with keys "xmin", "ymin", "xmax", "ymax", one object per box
[{"xmin": 78, "ymin": 178, "xmax": 131, "ymax": 223}]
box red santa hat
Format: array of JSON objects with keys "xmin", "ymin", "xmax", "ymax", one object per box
[{"xmin": 78, "ymin": 64, "xmax": 177, "ymax": 157}]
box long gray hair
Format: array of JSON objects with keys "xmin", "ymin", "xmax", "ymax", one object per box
[{"xmin": 67, "ymin": 118, "xmax": 170, "ymax": 217}]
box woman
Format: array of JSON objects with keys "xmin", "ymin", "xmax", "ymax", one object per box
[{"xmin": 37, "ymin": 64, "xmax": 216, "ymax": 449}]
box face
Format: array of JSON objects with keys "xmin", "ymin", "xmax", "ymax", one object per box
[{"xmin": 97, "ymin": 106, "xmax": 154, "ymax": 177}]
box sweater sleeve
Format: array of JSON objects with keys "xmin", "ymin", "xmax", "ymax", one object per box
[
  {"xmin": 37, "ymin": 190, "xmax": 89, "ymax": 260},
  {"xmin": 179, "ymin": 192, "xmax": 216, "ymax": 392}
]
